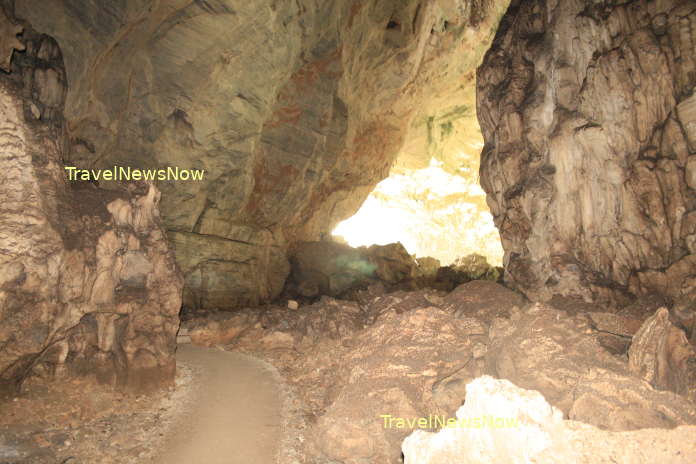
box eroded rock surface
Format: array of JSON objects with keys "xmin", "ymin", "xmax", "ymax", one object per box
[
  {"xmin": 402, "ymin": 376, "xmax": 696, "ymax": 464},
  {"xmin": 485, "ymin": 303, "xmax": 696, "ymax": 430},
  {"xmin": 478, "ymin": 0, "xmax": 696, "ymax": 305},
  {"xmin": 629, "ymin": 307, "xmax": 696, "ymax": 403},
  {"xmin": 15, "ymin": 0, "xmax": 510, "ymax": 309},
  {"xmin": 0, "ymin": 17, "xmax": 182, "ymax": 394},
  {"xmin": 286, "ymin": 241, "xmax": 419, "ymax": 299},
  {"xmin": 184, "ymin": 282, "xmax": 696, "ymax": 463}
]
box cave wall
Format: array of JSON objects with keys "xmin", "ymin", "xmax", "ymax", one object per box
[
  {"xmin": 15, "ymin": 0, "xmax": 511, "ymax": 309},
  {"xmin": 0, "ymin": 7, "xmax": 182, "ymax": 394},
  {"xmin": 478, "ymin": 0, "xmax": 696, "ymax": 305}
]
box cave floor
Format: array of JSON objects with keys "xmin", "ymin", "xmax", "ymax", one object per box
[
  {"xmin": 154, "ymin": 345, "xmax": 284, "ymax": 464},
  {"xmin": 0, "ymin": 363, "xmax": 194, "ymax": 463},
  {"xmin": 1, "ymin": 282, "xmax": 695, "ymax": 463},
  {"xmin": 0, "ymin": 346, "xmax": 293, "ymax": 464}
]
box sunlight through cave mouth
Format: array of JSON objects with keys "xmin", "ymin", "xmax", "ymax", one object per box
[{"xmin": 332, "ymin": 156, "xmax": 504, "ymax": 267}]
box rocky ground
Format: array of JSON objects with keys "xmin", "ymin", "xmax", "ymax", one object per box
[
  {"xmin": 2, "ymin": 279, "xmax": 696, "ymax": 463},
  {"xmin": 0, "ymin": 364, "xmax": 193, "ymax": 463},
  {"xmin": 185, "ymin": 279, "xmax": 696, "ymax": 463}
]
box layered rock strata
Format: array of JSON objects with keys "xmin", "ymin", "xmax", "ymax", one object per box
[{"xmin": 16, "ymin": 0, "xmax": 510, "ymax": 309}]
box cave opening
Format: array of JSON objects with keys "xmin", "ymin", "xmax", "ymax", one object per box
[
  {"xmin": 282, "ymin": 104, "xmax": 507, "ymax": 305},
  {"xmin": 331, "ymin": 110, "xmax": 503, "ymax": 268}
]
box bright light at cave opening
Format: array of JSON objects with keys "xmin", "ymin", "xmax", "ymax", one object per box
[{"xmin": 332, "ymin": 157, "xmax": 504, "ymax": 266}]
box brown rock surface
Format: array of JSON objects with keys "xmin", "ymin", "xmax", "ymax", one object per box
[
  {"xmin": 478, "ymin": 0, "xmax": 696, "ymax": 305},
  {"xmin": 629, "ymin": 307, "xmax": 696, "ymax": 402},
  {"xmin": 588, "ymin": 312, "xmax": 644, "ymax": 338},
  {"xmin": 441, "ymin": 279, "xmax": 526, "ymax": 320},
  {"xmin": 15, "ymin": 0, "xmax": 511, "ymax": 309},
  {"xmin": 672, "ymin": 289, "xmax": 696, "ymax": 343},
  {"xmin": 183, "ymin": 282, "xmax": 696, "ymax": 462},
  {"xmin": 484, "ymin": 303, "xmax": 696, "ymax": 429},
  {"xmin": 0, "ymin": 20, "xmax": 182, "ymax": 394},
  {"xmin": 0, "ymin": 6, "xmax": 24, "ymax": 71},
  {"xmin": 568, "ymin": 367, "xmax": 696, "ymax": 430},
  {"xmin": 304, "ymin": 307, "xmax": 481, "ymax": 463}
]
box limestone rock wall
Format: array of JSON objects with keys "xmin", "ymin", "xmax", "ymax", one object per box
[
  {"xmin": 15, "ymin": 0, "xmax": 510, "ymax": 309},
  {"xmin": 478, "ymin": 0, "xmax": 696, "ymax": 305},
  {"xmin": 0, "ymin": 13, "xmax": 182, "ymax": 394}
]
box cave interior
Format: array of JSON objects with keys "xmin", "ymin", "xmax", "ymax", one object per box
[{"xmin": 1, "ymin": 0, "xmax": 696, "ymax": 463}]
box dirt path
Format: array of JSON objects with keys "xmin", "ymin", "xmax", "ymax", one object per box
[{"xmin": 155, "ymin": 345, "xmax": 283, "ymax": 464}]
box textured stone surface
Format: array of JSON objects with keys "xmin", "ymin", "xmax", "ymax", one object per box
[
  {"xmin": 672, "ymin": 289, "xmax": 696, "ymax": 343},
  {"xmin": 441, "ymin": 279, "xmax": 526, "ymax": 320},
  {"xmin": 286, "ymin": 241, "xmax": 418, "ymax": 299},
  {"xmin": 402, "ymin": 376, "xmax": 696, "ymax": 464},
  {"xmin": 0, "ymin": 6, "xmax": 24, "ymax": 71},
  {"xmin": 629, "ymin": 307, "xmax": 696, "ymax": 402},
  {"xmin": 568, "ymin": 367, "xmax": 696, "ymax": 430},
  {"xmin": 0, "ymin": 22, "xmax": 182, "ymax": 394},
  {"xmin": 478, "ymin": 0, "xmax": 696, "ymax": 305},
  {"xmin": 182, "ymin": 281, "xmax": 696, "ymax": 463},
  {"xmin": 484, "ymin": 304, "xmax": 696, "ymax": 429},
  {"xmin": 16, "ymin": 0, "xmax": 510, "ymax": 309},
  {"xmin": 304, "ymin": 307, "xmax": 481, "ymax": 463},
  {"xmin": 586, "ymin": 311, "xmax": 645, "ymax": 354}
]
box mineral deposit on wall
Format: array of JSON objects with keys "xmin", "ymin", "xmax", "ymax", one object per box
[
  {"xmin": 0, "ymin": 15, "xmax": 182, "ymax": 394},
  {"xmin": 478, "ymin": 0, "xmax": 696, "ymax": 305}
]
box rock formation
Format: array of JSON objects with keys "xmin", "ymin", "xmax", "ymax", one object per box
[
  {"xmin": 478, "ymin": 0, "xmax": 696, "ymax": 305},
  {"xmin": 484, "ymin": 303, "xmax": 696, "ymax": 430},
  {"xmin": 286, "ymin": 241, "xmax": 418, "ymax": 299},
  {"xmin": 0, "ymin": 4, "xmax": 24, "ymax": 71},
  {"xmin": 0, "ymin": 12, "xmax": 182, "ymax": 394},
  {"xmin": 402, "ymin": 376, "xmax": 696, "ymax": 464},
  {"xmin": 15, "ymin": 0, "xmax": 511, "ymax": 309},
  {"xmin": 183, "ymin": 282, "xmax": 696, "ymax": 463},
  {"xmin": 629, "ymin": 307, "xmax": 696, "ymax": 403}
]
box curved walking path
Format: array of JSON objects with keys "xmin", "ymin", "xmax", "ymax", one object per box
[{"xmin": 155, "ymin": 345, "xmax": 282, "ymax": 464}]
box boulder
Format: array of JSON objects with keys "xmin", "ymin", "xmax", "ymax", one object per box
[
  {"xmin": 367, "ymin": 242, "xmax": 417, "ymax": 284},
  {"xmin": 288, "ymin": 241, "xmax": 377, "ymax": 298},
  {"xmin": 403, "ymin": 376, "xmax": 696, "ymax": 464},
  {"xmin": 442, "ymin": 280, "xmax": 526, "ymax": 321},
  {"xmin": 629, "ymin": 308, "xmax": 696, "ymax": 403},
  {"xmin": 484, "ymin": 304, "xmax": 696, "ymax": 429},
  {"xmin": 286, "ymin": 241, "xmax": 418, "ymax": 299}
]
